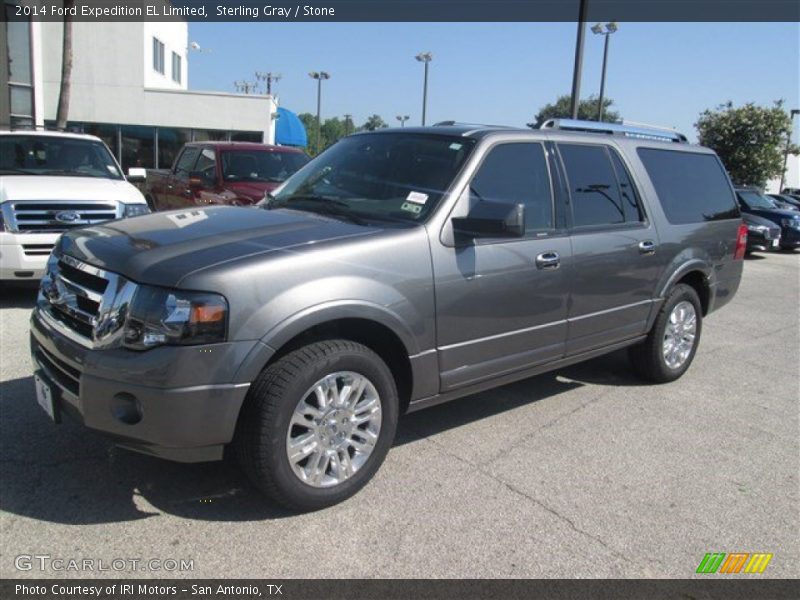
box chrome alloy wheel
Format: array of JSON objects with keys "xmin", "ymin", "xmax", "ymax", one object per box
[
  {"xmin": 662, "ymin": 301, "xmax": 697, "ymax": 369},
  {"xmin": 285, "ymin": 371, "xmax": 382, "ymax": 488}
]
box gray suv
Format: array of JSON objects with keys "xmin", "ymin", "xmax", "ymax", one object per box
[{"xmin": 30, "ymin": 119, "xmax": 745, "ymax": 510}]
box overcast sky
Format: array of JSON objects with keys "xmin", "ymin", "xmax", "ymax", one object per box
[{"xmin": 187, "ymin": 21, "xmax": 800, "ymax": 141}]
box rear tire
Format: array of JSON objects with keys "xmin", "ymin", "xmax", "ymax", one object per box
[
  {"xmin": 630, "ymin": 284, "xmax": 703, "ymax": 383},
  {"xmin": 235, "ymin": 339, "xmax": 398, "ymax": 511}
]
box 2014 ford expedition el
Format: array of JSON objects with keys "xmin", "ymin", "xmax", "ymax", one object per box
[{"xmin": 30, "ymin": 119, "xmax": 745, "ymax": 510}]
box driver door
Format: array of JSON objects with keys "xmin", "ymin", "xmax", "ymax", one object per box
[{"xmin": 431, "ymin": 141, "xmax": 571, "ymax": 392}]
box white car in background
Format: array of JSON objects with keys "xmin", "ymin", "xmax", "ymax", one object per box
[{"xmin": 0, "ymin": 130, "xmax": 149, "ymax": 282}]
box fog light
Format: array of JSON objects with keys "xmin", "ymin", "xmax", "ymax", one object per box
[{"xmin": 111, "ymin": 393, "xmax": 142, "ymax": 425}]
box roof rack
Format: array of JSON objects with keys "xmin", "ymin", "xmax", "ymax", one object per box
[
  {"xmin": 432, "ymin": 120, "xmax": 515, "ymax": 129},
  {"xmin": 540, "ymin": 118, "xmax": 688, "ymax": 143}
]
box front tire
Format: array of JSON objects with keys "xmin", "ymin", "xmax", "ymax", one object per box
[
  {"xmin": 235, "ymin": 340, "xmax": 398, "ymax": 511},
  {"xmin": 630, "ymin": 284, "xmax": 703, "ymax": 383}
]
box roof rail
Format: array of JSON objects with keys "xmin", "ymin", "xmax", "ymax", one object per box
[
  {"xmin": 432, "ymin": 120, "xmax": 515, "ymax": 129},
  {"xmin": 540, "ymin": 118, "xmax": 688, "ymax": 143}
]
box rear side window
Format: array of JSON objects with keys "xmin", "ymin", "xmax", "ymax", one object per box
[
  {"xmin": 469, "ymin": 143, "xmax": 553, "ymax": 232},
  {"xmin": 558, "ymin": 144, "xmax": 626, "ymax": 227},
  {"xmin": 637, "ymin": 149, "xmax": 738, "ymax": 224}
]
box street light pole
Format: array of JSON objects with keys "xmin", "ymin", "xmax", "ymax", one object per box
[
  {"xmin": 415, "ymin": 52, "xmax": 433, "ymax": 126},
  {"xmin": 569, "ymin": 0, "xmax": 589, "ymax": 120},
  {"xmin": 780, "ymin": 108, "xmax": 800, "ymax": 191},
  {"xmin": 592, "ymin": 22, "xmax": 618, "ymax": 122},
  {"xmin": 396, "ymin": 115, "xmax": 410, "ymax": 127},
  {"xmin": 309, "ymin": 71, "xmax": 330, "ymax": 154}
]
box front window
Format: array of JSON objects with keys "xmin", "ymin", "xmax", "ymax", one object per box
[
  {"xmin": 0, "ymin": 135, "xmax": 123, "ymax": 179},
  {"xmin": 221, "ymin": 150, "xmax": 309, "ymax": 183},
  {"xmin": 738, "ymin": 191, "xmax": 776, "ymax": 210},
  {"xmin": 268, "ymin": 133, "xmax": 476, "ymax": 223}
]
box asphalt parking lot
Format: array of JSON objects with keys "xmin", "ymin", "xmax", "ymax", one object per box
[{"xmin": 1, "ymin": 251, "xmax": 798, "ymax": 579}]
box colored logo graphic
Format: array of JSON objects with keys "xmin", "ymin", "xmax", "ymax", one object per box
[{"xmin": 696, "ymin": 552, "xmax": 773, "ymax": 574}]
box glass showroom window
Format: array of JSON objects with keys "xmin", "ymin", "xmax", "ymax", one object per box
[
  {"xmin": 172, "ymin": 52, "xmax": 181, "ymax": 83},
  {"xmin": 153, "ymin": 37, "xmax": 165, "ymax": 74}
]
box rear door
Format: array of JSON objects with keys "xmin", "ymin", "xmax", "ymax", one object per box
[
  {"xmin": 432, "ymin": 140, "xmax": 572, "ymax": 391},
  {"xmin": 555, "ymin": 142, "xmax": 661, "ymax": 355}
]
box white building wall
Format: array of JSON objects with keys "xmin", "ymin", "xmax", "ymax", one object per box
[
  {"xmin": 142, "ymin": 22, "xmax": 188, "ymax": 90},
  {"xmin": 766, "ymin": 154, "xmax": 800, "ymax": 193}
]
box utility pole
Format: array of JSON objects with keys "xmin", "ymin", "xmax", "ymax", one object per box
[
  {"xmin": 256, "ymin": 71, "xmax": 282, "ymax": 95},
  {"xmin": 569, "ymin": 0, "xmax": 589, "ymax": 119},
  {"xmin": 234, "ymin": 80, "xmax": 258, "ymax": 94},
  {"xmin": 343, "ymin": 114, "xmax": 353, "ymax": 135}
]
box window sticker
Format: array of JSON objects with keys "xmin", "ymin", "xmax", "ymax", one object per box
[
  {"xmin": 449, "ymin": 143, "xmax": 463, "ymax": 151},
  {"xmin": 406, "ymin": 191, "xmax": 429, "ymax": 204},
  {"xmin": 400, "ymin": 202, "xmax": 423, "ymax": 214}
]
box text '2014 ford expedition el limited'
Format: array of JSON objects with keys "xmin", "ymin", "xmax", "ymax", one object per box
[{"xmin": 30, "ymin": 119, "xmax": 745, "ymax": 510}]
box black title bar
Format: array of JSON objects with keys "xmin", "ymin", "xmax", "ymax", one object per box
[{"xmin": 3, "ymin": 0, "xmax": 800, "ymax": 22}]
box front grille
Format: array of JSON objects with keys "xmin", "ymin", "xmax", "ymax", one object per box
[
  {"xmin": 38, "ymin": 254, "xmax": 136, "ymax": 348},
  {"xmin": 768, "ymin": 228, "xmax": 781, "ymax": 240},
  {"xmin": 22, "ymin": 244, "xmax": 55, "ymax": 256},
  {"xmin": 9, "ymin": 201, "xmax": 120, "ymax": 233}
]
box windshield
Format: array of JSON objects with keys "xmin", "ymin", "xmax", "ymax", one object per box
[
  {"xmin": 738, "ymin": 191, "xmax": 776, "ymax": 210},
  {"xmin": 267, "ymin": 133, "xmax": 476, "ymax": 223},
  {"xmin": 0, "ymin": 135, "xmax": 122, "ymax": 179},
  {"xmin": 221, "ymin": 150, "xmax": 309, "ymax": 183}
]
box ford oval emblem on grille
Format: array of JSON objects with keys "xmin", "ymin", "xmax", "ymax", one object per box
[{"xmin": 55, "ymin": 210, "xmax": 80, "ymax": 223}]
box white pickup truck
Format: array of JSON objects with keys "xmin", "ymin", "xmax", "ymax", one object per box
[{"xmin": 0, "ymin": 130, "xmax": 150, "ymax": 281}]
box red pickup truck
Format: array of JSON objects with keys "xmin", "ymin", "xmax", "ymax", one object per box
[{"xmin": 144, "ymin": 142, "xmax": 309, "ymax": 210}]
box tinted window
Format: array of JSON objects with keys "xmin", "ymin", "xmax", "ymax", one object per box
[
  {"xmin": 638, "ymin": 149, "xmax": 738, "ymax": 224},
  {"xmin": 559, "ymin": 144, "xmax": 625, "ymax": 227},
  {"xmin": 609, "ymin": 149, "xmax": 644, "ymax": 222},
  {"xmin": 174, "ymin": 147, "xmax": 200, "ymax": 176},
  {"xmin": 469, "ymin": 143, "xmax": 553, "ymax": 232},
  {"xmin": 737, "ymin": 191, "xmax": 776, "ymax": 210},
  {"xmin": 221, "ymin": 150, "xmax": 309, "ymax": 183}
]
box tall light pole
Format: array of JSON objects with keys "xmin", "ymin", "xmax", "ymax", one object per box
[
  {"xmin": 309, "ymin": 71, "xmax": 330, "ymax": 154},
  {"xmin": 415, "ymin": 52, "xmax": 433, "ymax": 126},
  {"xmin": 569, "ymin": 0, "xmax": 589, "ymax": 119},
  {"xmin": 396, "ymin": 115, "xmax": 410, "ymax": 128},
  {"xmin": 780, "ymin": 108, "xmax": 800, "ymax": 191},
  {"xmin": 256, "ymin": 71, "xmax": 281, "ymax": 95},
  {"xmin": 343, "ymin": 113, "xmax": 353, "ymax": 136},
  {"xmin": 592, "ymin": 22, "xmax": 618, "ymax": 122}
]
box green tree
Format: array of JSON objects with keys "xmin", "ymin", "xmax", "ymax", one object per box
[
  {"xmin": 527, "ymin": 94, "xmax": 621, "ymax": 129},
  {"xmin": 297, "ymin": 113, "xmax": 350, "ymax": 155},
  {"xmin": 695, "ymin": 101, "xmax": 798, "ymax": 188},
  {"xmin": 360, "ymin": 114, "xmax": 388, "ymax": 132}
]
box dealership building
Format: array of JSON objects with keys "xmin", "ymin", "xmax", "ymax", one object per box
[{"xmin": 1, "ymin": 4, "xmax": 307, "ymax": 171}]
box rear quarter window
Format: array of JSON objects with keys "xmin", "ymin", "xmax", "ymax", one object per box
[{"xmin": 637, "ymin": 148, "xmax": 739, "ymax": 224}]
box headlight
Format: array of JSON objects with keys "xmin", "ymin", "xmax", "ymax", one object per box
[
  {"xmin": 123, "ymin": 286, "xmax": 228, "ymax": 350},
  {"xmin": 122, "ymin": 203, "xmax": 151, "ymax": 218},
  {"xmin": 781, "ymin": 218, "xmax": 800, "ymax": 229}
]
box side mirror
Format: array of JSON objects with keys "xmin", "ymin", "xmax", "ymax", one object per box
[
  {"xmin": 452, "ymin": 201, "xmax": 526, "ymax": 238},
  {"xmin": 127, "ymin": 167, "xmax": 146, "ymax": 183}
]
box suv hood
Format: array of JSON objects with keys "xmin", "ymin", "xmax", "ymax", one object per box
[
  {"xmin": 57, "ymin": 206, "xmax": 381, "ymax": 286},
  {"xmin": 0, "ymin": 175, "xmax": 145, "ymax": 204},
  {"xmin": 744, "ymin": 206, "xmax": 800, "ymax": 224}
]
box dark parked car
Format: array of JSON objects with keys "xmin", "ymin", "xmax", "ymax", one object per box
[
  {"xmin": 144, "ymin": 142, "xmax": 309, "ymax": 210},
  {"xmin": 31, "ymin": 119, "xmax": 746, "ymax": 510},
  {"xmin": 741, "ymin": 212, "xmax": 781, "ymax": 253},
  {"xmin": 768, "ymin": 194, "xmax": 800, "ymax": 210},
  {"xmin": 736, "ymin": 188, "xmax": 800, "ymax": 251}
]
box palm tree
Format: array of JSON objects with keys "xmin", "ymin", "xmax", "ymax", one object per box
[{"xmin": 55, "ymin": 1, "xmax": 75, "ymax": 129}]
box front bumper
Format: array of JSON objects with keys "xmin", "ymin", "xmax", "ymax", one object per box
[
  {"xmin": 0, "ymin": 232, "xmax": 60, "ymax": 280},
  {"xmin": 30, "ymin": 307, "xmax": 255, "ymax": 462}
]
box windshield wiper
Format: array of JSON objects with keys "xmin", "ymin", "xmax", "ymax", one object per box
[{"xmin": 271, "ymin": 195, "xmax": 367, "ymax": 225}]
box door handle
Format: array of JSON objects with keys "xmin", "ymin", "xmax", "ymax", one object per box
[
  {"xmin": 182, "ymin": 189, "xmax": 192, "ymax": 198},
  {"xmin": 535, "ymin": 251, "xmax": 560, "ymax": 270},
  {"xmin": 638, "ymin": 240, "xmax": 656, "ymax": 255}
]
